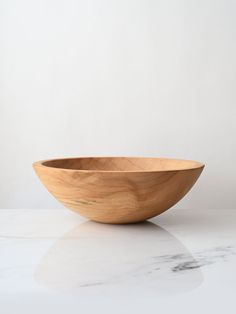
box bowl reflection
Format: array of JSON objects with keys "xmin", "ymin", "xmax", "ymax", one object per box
[{"xmin": 35, "ymin": 221, "xmax": 203, "ymax": 297}]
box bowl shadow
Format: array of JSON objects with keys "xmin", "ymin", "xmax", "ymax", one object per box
[{"xmin": 35, "ymin": 220, "xmax": 203, "ymax": 298}]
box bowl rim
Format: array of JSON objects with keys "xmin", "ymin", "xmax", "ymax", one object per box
[{"xmin": 33, "ymin": 156, "xmax": 205, "ymax": 173}]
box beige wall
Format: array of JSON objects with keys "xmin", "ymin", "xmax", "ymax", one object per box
[{"xmin": 0, "ymin": 0, "xmax": 235, "ymax": 209}]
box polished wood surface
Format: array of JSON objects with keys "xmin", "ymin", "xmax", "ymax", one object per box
[{"xmin": 33, "ymin": 157, "xmax": 204, "ymax": 224}]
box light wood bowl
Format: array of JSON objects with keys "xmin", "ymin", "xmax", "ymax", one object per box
[{"xmin": 33, "ymin": 157, "xmax": 204, "ymax": 224}]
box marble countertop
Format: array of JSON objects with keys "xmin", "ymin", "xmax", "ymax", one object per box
[{"xmin": 0, "ymin": 208, "xmax": 236, "ymax": 314}]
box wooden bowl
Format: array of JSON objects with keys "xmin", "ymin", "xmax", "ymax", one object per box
[{"xmin": 33, "ymin": 157, "xmax": 204, "ymax": 224}]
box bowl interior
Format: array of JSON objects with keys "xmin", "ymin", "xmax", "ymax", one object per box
[{"xmin": 42, "ymin": 157, "xmax": 204, "ymax": 172}]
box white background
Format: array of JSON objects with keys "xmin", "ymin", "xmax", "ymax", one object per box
[{"xmin": 0, "ymin": 0, "xmax": 235, "ymax": 209}]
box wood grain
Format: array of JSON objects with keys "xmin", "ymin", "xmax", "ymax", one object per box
[{"xmin": 33, "ymin": 157, "xmax": 204, "ymax": 224}]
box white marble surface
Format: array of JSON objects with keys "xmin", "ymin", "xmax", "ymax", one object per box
[{"xmin": 0, "ymin": 208, "xmax": 236, "ymax": 314}]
